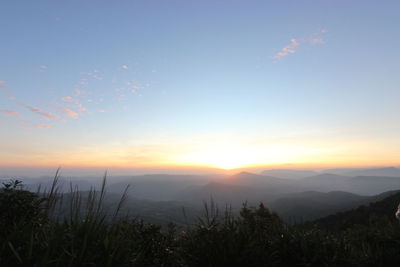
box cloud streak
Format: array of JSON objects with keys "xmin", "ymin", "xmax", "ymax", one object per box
[
  {"xmin": 62, "ymin": 96, "xmax": 73, "ymax": 102},
  {"xmin": 273, "ymin": 29, "xmax": 327, "ymax": 61},
  {"xmin": 62, "ymin": 108, "xmax": 79, "ymax": 118},
  {"xmin": 35, "ymin": 124, "xmax": 51, "ymax": 129},
  {"xmin": 21, "ymin": 104, "xmax": 59, "ymax": 120},
  {"xmin": 39, "ymin": 65, "xmax": 48, "ymax": 71},
  {"xmin": 274, "ymin": 39, "xmax": 300, "ymax": 59},
  {"xmin": 0, "ymin": 80, "xmax": 8, "ymax": 91},
  {"xmin": 0, "ymin": 110, "xmax": 19, "ymax": 116}
]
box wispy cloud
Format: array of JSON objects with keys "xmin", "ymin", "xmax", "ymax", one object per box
[
  {"xmin": 0, "ymin": 80, "xmax": 8, "ymax": 90},
  {"xmin": 310, "ymin": 37, "xmax": 325, "ymax": 44},
  {"xmin": 39, "ymin": 65, "xmax": 48, "ymax": 71},
  {"xmin": 80, "ymin": 70, "xmax": 103, "ymax": 80},
  {"xmin": 74, "ymin": 89, "xmax": 83, "ymax": 96},
  {"xmin": 35, "ymin": 123, "xmax": 51, "ymax": 129},
  {"xmin": 75, "ymin": 103, "xmax": 87, "ymax": 112},
  {"xmin": 125, "ymin": 81, "xmax": 144, "ymax": 96},
  {"xmin": 274, "ymin": 39, "xmax": 300, "ymax": 60},
  {"xmin": 17, "ymin": 121, "xmax": 52, "ymax": 130},
  {"xmin": 0, "ymin": 110, "xmax": 19, "ymax": 116},
  {"xmin": 62, "ymin": 96, "xmax": 73, "ymax": 102},
  {"xmin": 21, "ymin": 104, "xmax": 59, "ymax": 120},
  {"xmin": 273, "ymin": 29, "xmax": 328, "ymax": 61},
  {"xmin": 61, "ymin": 107, "xmax": 79, "ymax": 118},
  {"xmin": 121, "ymin": 65, "xmax": 129, "ymax": 69}
]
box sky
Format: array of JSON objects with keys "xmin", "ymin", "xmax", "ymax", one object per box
[{"xmin": 1, "ymin": 0, "xmax": 400, "ymax": 175}]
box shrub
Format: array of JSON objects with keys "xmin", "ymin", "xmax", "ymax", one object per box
[{"xmin": 0, "ymin": 180, "xmax": 47, "ymax": 229}]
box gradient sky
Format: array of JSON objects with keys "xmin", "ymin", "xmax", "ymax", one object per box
[{"xmin": 1, "ymin": 0, "xmax": 400, "ymax": 172}]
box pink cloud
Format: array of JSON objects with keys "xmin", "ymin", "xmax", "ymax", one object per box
[
  {"xmin": 121, "ymin": 65, "xmax": 129, "ymax": 69},
  {"xmin": 0, "ymin": 110, "xmax": 19, "ymax": 116},
  {"xmin": 18, "ymin": 122, "xmax": 52, "ymax": 130},
  {"xmin": 74, "ymin": 89, "xmax": 83, "ymax": 96},
  {"xmin": 35, "ymin": 124, "xmax": 51, "ymax": 129},
  {"xmin": 74, "ymin": 102, "xmax": 87, "ymax": 112},
  {"xmin": 79, "ymin": 79, "xmax": 88, "ymax": 85},
  {"xmin": 274, "ymin": 39, "xmax": 300, "ymax": 60},
  {"xmin": 62, "ymin": 96, "xmax": 73, "ymax": 102},
  {"xmin": 0, "ymin": 80, "xmax": 7, "ymax": 90},
  {"xmin": 273, "ymin": 30, "xmax": 327, "ymax": 61},
  {"xmin": 307, "ymin": 29, "xmax": 327, "ymax": 45},
  {"xmin": 310, "ymin": 37, "xmax": 325, "ymax": 44},
  {"xmin": 62, "ymin": 108, "xmax": 79, "ymax": 118},
  {"xmin": 21, "ymin": 104, "xmax": 59, "ymax": 120}
]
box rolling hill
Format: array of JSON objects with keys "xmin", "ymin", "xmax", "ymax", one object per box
[{"xmin": 308, "ymin": 190, "xmax": 400, "ymax": 231}]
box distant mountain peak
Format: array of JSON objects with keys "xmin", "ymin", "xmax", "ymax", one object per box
[
  {"xmin": 233, "ymin": 171, "xmax": 259, "ymax": 177},
  {"xmin": 261, "ymin": 169, "xmax": 318, "ymax": 179},
  {"xmin": 306, "ymin": 173, "xmax": 347, "ymax": 179},
  {"xmin": 343, "ymin": 167, "xmax": 400, "ymax": 177}
]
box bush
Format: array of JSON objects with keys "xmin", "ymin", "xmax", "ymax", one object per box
[{"xmin": 0, "ymin": 180, "xmax": 47, "ymax": 229}]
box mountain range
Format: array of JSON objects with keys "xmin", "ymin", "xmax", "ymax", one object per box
[{"xmin": 2, "ymin": 166, "xmax": 400, "ymax": 224}]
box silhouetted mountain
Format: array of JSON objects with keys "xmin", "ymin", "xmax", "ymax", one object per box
[
  {"xmin": 261, "ymin": 169, "xmax": 318, "ymax": 179},
  {"xmin": 343, "ymin": 167, "xmax": 400, "ymax": 177},
  {"xmin": 176, "ymin": 182, "xmax": 264, "ymax": 206},
  {"xmin": 271, "ymin": 191, "xmax": 369, "ymax": 222},
  {"xmin": 296, "ymin": 174, "xmax": 400, "ymax": 195},
  {"xmin": 302, "ymin": 173, "xmax": 349, "ymax": 181},
  {"xmin": 310, "ymin": 190, "xmax": 400, "ymax": 231},
  {"xmin": 6, "ymin": 171, "xmax": 400, "ymax": 225},
  {"xmin": 347, "ymin": 176, "xmax": 400, "ymax": 195},
  {"xmin": 107, "ymin": 174, "xmax": 211, "ymax": 201},
  {"xmin": 322, "ymin": 166, "xmax": 400, "ymax": 177},
  {"xmin": 228, "ymin": 172, "xmax": 301, "ymax": 194},
  {"xmin": 322, "ymin": 167, "xmax": 368, "ymax": 175},
  {"xmin": 300, "ymin": 174, "xmax": 352, "ymax": 192}
]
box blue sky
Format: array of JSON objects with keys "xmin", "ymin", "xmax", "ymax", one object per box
[{"xmin": 1, "ymin": 0, "xmax": 400, "ymax": 171}]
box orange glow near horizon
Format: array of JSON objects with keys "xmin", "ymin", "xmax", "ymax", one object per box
[
  {"xmin": 1, "ymin": 161, "xmax": 399, "ymax": 173},
  {"xmin": 1, "ymin": 132, "xmax": 400, "ymax": 172},
  {"xmin": 1, "ymin": 146, "xmax": 399, "ymax": 172}
]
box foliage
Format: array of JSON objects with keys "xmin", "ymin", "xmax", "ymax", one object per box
[
  {"xmin": 1, "ymin": 177, "xmax": 400, "ymax": 266},
  {"xmin": 0, "ymin": 180, "xmax": 47, "ymax": 229}
]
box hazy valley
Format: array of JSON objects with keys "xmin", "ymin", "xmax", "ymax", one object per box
[{"xmin": 4, "ymin": 166, "xmax": 400, "ymax": 224}]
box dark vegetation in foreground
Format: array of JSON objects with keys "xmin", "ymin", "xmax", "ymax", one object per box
[{"xmin": 1, "ymin": 176, "xmax": 400, "ymax": 267}]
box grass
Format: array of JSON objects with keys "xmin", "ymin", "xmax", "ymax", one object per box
[{"xmin": 1, "ymin": 171, "xmax": 400, "ymax": 266}]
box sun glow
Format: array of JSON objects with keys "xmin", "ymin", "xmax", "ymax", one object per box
[
  {"xmin": 195, "ymin": 150, "xmax": 255, "ymax": 170},
  {"xmin": 5, "ymin": 131, "xmax": 398, "ymax": 170},
  {"xmin": 174, "ymin": 147, "xmax": 265, "ymax": 170},
  {"xmin": 172, "ymin": 140, "xmax": 337, "ymax": 170},
  {"xmin": 171, "ymin": 143, "xmax": 254, "ymax": 170}
]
